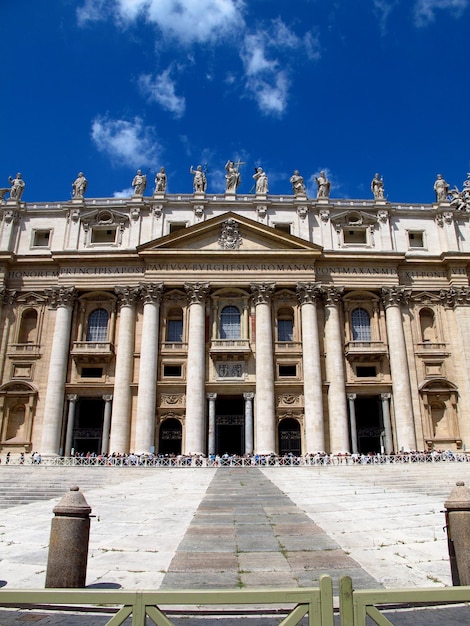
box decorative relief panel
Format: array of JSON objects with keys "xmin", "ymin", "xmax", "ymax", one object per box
[{"xmin": 216, "ymin": 361, "xmax": 244, "ymax": 379}]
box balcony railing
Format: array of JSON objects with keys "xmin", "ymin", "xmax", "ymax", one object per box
[
  {"xmin": 415, "ymin": 341, "xmax": 448, "ymax": 354},
  {"xmin": 275, "ymin": 341, "xmax": 302, "ymax": 352},
  {"xmin": 210, "ymin": 339, "xmax": 251, "ymax": 353},
  {"xmin": 7, "ymin": 343, "xmax": 41, "ymax": 357},
  {"xmin": 71, "ymin": 341, "xmax": 114, "ymax": 362},
  {"xmin": 161, "ymin": 341, "xmax": 188, "ymax": 352},
  {"xmin": 345, "ymin": 341, "xmax": 388, "ymax": 357}
]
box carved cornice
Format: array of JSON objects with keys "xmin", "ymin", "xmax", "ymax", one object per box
[
  {"xmin": 184, "ymin": 282, "xmax": 210, "ymax": 305},
  {"xmin": 250, "ymin": 282, "xmax": 275, "ymax": 305},
  {"xmin": 45, "ymin": 286, "xmax": 77, "ymax": 309},
  {"xmin": 322, "ymin": 286, "xmax": 344, "ymax": 306},
  {"xmin": 296, "ymin": 205, "xmax": 309, "ymax": 219},
  {"xmin": 440, "ymin": 286, "xmax": 470, "ymax": 308},
  {"xmin": 319, "ymin": 209, "xmax": 330, "ymax": 223},
  {"xmin": 296, "ymin": 282, "xmax": 322, "ymax": 305},
  {"xmin": 114, "ymin": 285, "xmax": 140, "ymax": 307},
  {"xmin": 381, "ymin": 286, "xmax": 411, "ymax": 308},
  {"xmin": 436, "ymin": 212, "xmax": 453, "ymax": 227},
  {"xmin": 140, "ymin": 282, "xmax": 164, "ymax": 305},
  {"xmin": 377, "ymin": 210, "xmax": 389, "ymax": 224}
]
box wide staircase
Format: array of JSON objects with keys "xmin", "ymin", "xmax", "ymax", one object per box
[
  {"xmin": 0, "ymin": 461, "xmax": 468, "ymax": 509},
  {"xmin": 0, "ymin": 465, "xmax": 152, "ymax": 509}
]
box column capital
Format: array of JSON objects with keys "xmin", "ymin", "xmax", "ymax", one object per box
[
  {"xmin": 243, "ymin": 392, "xmax": 255, "ymax": 400},
  {"xmin": 381, "ymin": 286, "xmax": 411, "ymax": 308},
  {"xmin": 440, "ymin": 286, "xmax": 470, "ymax": 308},
  {"xmin": 347, "ymin": 393, "xmax": 357, "ymax": 401},
  {"xmin": 45, "ymin": 286, "xmax": 77, "ymax": 309},
  {"xmin": 322, "ymin": 286, "xmax": 344, "ymax": 306},
  {"xmin": 184, "ymin": 281, "xmax": 210, "ymax": 305},
  {"xmin": 296, "ymin": 282, "xmax": 322, "ymax": 305},
  {"xmin": 0, "ymin": 287, "xmax": 17, "ymax": 305},
  {"xmin": 66, "ymin": 394, "xmax": 79, "ymax": 402},
  {"xmin": 206, "ymin": 393, "xmax": 217, "ymax": 400},
  {"xmin": 380, "ymin": 393, "xmax": 391, "ymax": 400},
  {"xmin": 103, "ymin": 394, "xmax": 114, "ymax": 402},
  {"xmin": 250, "ymin": 282, "xmax": 275, "ymax": 305},
  {"xmin": 140, "ymin": 282, "xmax": 164, "ymax": 305},
  {"xmin": 115, "ymin": 285, "xmax": 140, "ymax": 307}
]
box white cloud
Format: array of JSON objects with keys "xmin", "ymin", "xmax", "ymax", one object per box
[
  {"xmin": 113, "ymin": 187, "xmax": 134, "ymax": 198},
  {"xmin": 138, "ymin": 68, "xmax": 186, "ymax": 118},
  {"xmin": 77, "ymin": 0, "xmax": 245, "ymax": 45},
  {"xmin": 373, "ymin": 0, "xmax": 399, "ymax": 34},
  {"xmin": 413, "ymin": 0, "xmax": 468, "ymax": 25},
  {"xmin": 91, "ymin": 116, "xmax": 160, "ymax": 168},
  {"xmin": 240, "ymin": 19, "xmax": 317, "ymax": 116}
]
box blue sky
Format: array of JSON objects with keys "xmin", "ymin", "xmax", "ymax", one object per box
[{"xmin": 2, "ymin": 0, "xmax": 470, "ymax": 203}]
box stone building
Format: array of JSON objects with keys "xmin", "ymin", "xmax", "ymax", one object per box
[{"xmin": 0, "ymin": 174, "xmax": 469, "ymax": 457}]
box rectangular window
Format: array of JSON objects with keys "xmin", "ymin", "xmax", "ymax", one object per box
[
  {"xmin": 408, "ymin": 231, "xmax": 424, "ymax": 248},
  {"xmin": 167, "ymin": 320, "xmax": 183, "ymax": 342},
  {"xmin": 343, "ymin": 229, "xmax": 367, "ymax": 244},
  {"xmin": 91, "ymin": 228, "xmax": 117, "ymax": 244},
  {"xmin": 32, "ymin": 230, "xmax": 51, "ymax": 248},
  {"xmin": 169, "ymin": 223, "xmax": 187, "ymax": 233},
  {"xmin": 356, "ymin": 366, "xmax": 377, "ymax": 377},
  {"xmin": 274, "ymin": 223, "xmax": 291, "ymax": 234},
  {"xmin": 279, "ymin": 364, "xmax": 297, "ymax": 377},
  {"xmin": 163, "ymin": 364, "xmax": 182, "ymax": 377},
  {"xmin": 81, "ymin": 367, "xmax": 103, "ymax": 378},
  {"xmin": 278, "ymin": 319, "xmax": 294, "ymax": 341}
]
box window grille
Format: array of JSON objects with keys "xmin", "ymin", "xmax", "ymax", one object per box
[{"xmin": 86, "ymin": 309, "xmax": 109, "ymax": 342}]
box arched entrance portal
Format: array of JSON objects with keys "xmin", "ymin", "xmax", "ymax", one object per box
[
  {"xmin": 355, "ymin": 396, "xmax": 383, "ymax": 454},
  {"xmin": 159, "ymin": 418, "xmax": 182, "ymax": 455},
  {"xmin": 278, "ymin": 418, "xmax": 301, "ymax": 456},
  {"xmin": 215, "ymin": 396, "xmax": 244, "ymax": 456},
  {"xmin": 73, "ymin": 397, "xmax": 105, "ymax": 454}
]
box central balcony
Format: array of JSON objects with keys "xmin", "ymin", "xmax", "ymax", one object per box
[
  {"xmin": 210, "ymin": 339, "xmax": 251, "ymax": 356},
  {"xmin": 71, "ymin": 341, "xmax": 114, "ymax": 363},
  {"xmin": 345, "ymin": 341, "xmax": 388, "ymax": 360}
]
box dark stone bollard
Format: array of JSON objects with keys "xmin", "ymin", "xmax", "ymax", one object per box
[
  {"xmin": 45, "ymin": 486, "xmax": 92, "ymax": 588},
  {"xmin": 444, "ymin": 481, "xmax": 470, "ymax": 586}
]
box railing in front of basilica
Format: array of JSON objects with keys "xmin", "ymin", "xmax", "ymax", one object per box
[{"xmin": 3, "ymin": 450, "xmax": 469, "ymax": 467}]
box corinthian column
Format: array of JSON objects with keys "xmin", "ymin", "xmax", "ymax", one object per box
[
  {"xmin": 251, "ymin": 283, "xmax": 276, "ymax": 454},
  {"xmin": 109, "ymin": 286, "xmax": 139, "ymax": 453},
  {"xmin": 184, "ymin": 282, "xmax": 209, "ymax": 454},
  {"xmin": 382, "ymin": 286, "xmax": 416, "ymax": 451},
  {"xmin": 323, "ymin": 286, "xmax": 349, "ymax": 453},
  {"xmin": 41, "ymin": 287, "xmax": 77, "ymax": 455},
  {"xmin": 297, "ymin": 282, "xmax": 324, "ymax": 452},
  {"xmin": 135, "ymin": 283, "xmax": 163, "ymax": 453}
]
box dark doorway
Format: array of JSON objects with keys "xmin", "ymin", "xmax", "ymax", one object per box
[
  {"xmin": 278, "ymin": 418, "xmax": 302, "ymax": 455},
  {"xmin": 354, "ymin": 396, "xmax": 384, "ymax": 454},
  {"xmin": 73, "ymin": 397, "xmax": 104, "ymax": 454},
  {"xmin": 215, "ymin": 396, "xmax": 244, "ymax": 455},
  {"xmin": 159, "ymin": 418, "xmax": 182, "ymax": 455}
]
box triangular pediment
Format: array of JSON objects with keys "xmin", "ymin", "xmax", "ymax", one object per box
[{"xmin": 137, "ymin": 212, "xmax": 322, "ymax": 254}]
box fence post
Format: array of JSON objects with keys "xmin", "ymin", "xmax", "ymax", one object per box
[
  {"xmin": 319, "ymin": 575, "xmax": 334, "ymax": 626},
  {"xmin": 339, "ymin": 576, "xmax": 354, "ymax": 626}
]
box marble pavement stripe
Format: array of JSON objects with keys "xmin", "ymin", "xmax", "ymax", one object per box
[{"xmin": 160, "ymin": 467, "xmax": 381, "ymax": 590}]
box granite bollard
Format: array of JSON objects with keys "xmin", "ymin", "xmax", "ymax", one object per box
[
  {"xmin": 444, "ymin": 481, "xmax": 470, "ymax": 586},
  {"xmin": 45, "ymin": 486, "xmax": 92, "ymax": 588}
]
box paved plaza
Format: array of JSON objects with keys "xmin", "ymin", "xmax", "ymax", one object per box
[{"xmin": 1, "ymin": 463, "xmax": 470, "ymax": 623}]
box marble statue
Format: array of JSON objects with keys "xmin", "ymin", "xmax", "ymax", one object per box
[
  {"xmin": 434, "ymin": 174, "xmax": 449, "ymax": 203},
  {"xmin": 72, "ymin": 172, "xmax": 87, "ymax": 198},
  {"xmin": 371, "ymin": 173, "xmax": 384, "ymax": 200},
  {"xmin": 132, "ymin": 169, "xmax": 147, "ymax": 196},
  {"xmin": 449, "ymin": 173, "xmax": 470, "ymax": 211},
  {"xmin": 315, "ymin": 171, "xmax": 330, "ymax": 199},
  {"xmin": 8, "ymin": 173, "xmax": 25, "ymax": 201},
  {"xmin": 225, "ymin": 160, "xmax": 241, "ymax": 193},
  {"xmin": 190, "ymin": 165, "xmax": 207, "ymax": 193},
  {"xmin": 154, "ymin": 167, "xmax": 167, "ymax": 193},
  {"xmin": 290, "ymin": 170, "xmax": 306, "ymax": 196},
  {"xmin": 253, "ymin": 167, "xmax": 268, "ymax": 194}
]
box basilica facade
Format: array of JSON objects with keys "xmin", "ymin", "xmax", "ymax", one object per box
[{"xmin": 1, "ymin": 175, "xmax": 470, "ymax": 457}]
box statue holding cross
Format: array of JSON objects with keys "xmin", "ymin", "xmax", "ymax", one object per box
[{"xmin": 225, "ymin": 159, "xmax": 244, "ymax": 193}]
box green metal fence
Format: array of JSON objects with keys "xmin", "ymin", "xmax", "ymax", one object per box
[
  {"xmin": 338, "ymin": 576, "xmax": 470, "ymax": 626},
  {"xmin": 2, "ymin": 576, "xmax": 470, "ymax": 625},
  {"xmin": 0, "ymin": 576, "xmax": 333, "ymax": 626}
]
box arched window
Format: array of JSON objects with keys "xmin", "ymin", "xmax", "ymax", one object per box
[
  {"xmin": 220, "ymin": 305, "xmax": 241, "ymax": 339},
  {"xmin": 420, "ymin": 308, "xmax": 436, "ymax": 342},
  {"xmin": 351, "ymin": 308, "xmax": 371, "ymax": 341},
  {"xmin": 277, "ymin": 308, "xmax": 294, "ymax": 341},
  {"xmin": 18, "ymin": 309, "xmax": 38, "ymax": 343},
  {"xmin": 86, "ymin": 308, "xmax": 109, "ymax": 342},
  {"xmin": 167, "ymin": 308, "xmax": 183, "ymax": 342}
]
